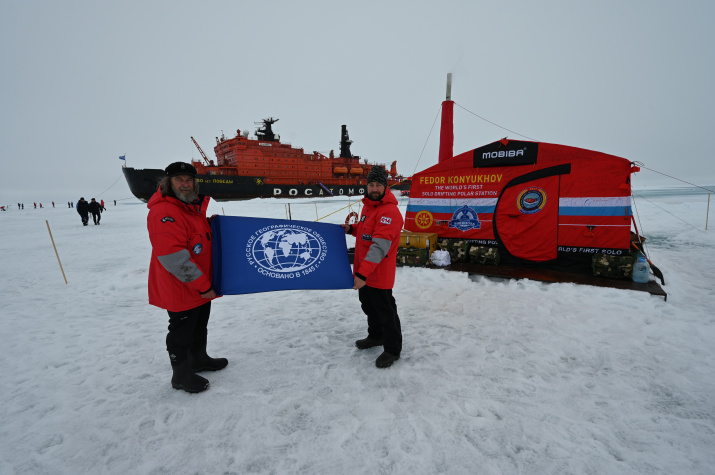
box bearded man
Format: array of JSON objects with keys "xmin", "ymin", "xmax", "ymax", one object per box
[
  {"xmin": 341, "ymin": 166, "xmax": 404, "ymax": 368},
  {"xmin": 147, "ymin": 162, "xmax": 227, "ymax": 393}
]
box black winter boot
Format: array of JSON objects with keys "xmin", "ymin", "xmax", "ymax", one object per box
[
  {"xmin": 171, "ymin": 357, "xmax": 210, "ymax": 393},
  {"xmin": 190, "ymin": 349, "xmax": 228, "ymax": 372},
  {"xmin": 375, "ymin": 351, "xmax": 400, "ymax": 368},
  {"xmin": 355, "ymin": 337, "xmax": 383, "ymax": 350},
  {"xmin": 190, "ymin": 331, "xmax": 228, "ymax": 372}
]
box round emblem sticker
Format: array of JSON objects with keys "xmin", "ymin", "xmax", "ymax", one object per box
[
  {"xmin": 415, "ymin": 210, "xmax": 434, "ymax": 229},
  {"xmin": 192, "ymin": 243, "xmax": 203, "ymax": 255},
  {"xmin": 517, "ymin": 187, "xmax": 547, "ymax": 214}
]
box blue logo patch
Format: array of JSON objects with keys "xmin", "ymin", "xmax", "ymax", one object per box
[
  {"xmin": 448, "ymin": 206, "xmax": 481, "ymax": 232},
  {"xmin": 193, "ymin": 243, "xmax": 203, "ymax": 255}
]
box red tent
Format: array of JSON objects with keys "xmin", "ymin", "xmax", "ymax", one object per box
[{"xmin": 405, "ymin": 138, "xmax": 639, "ymax": 269}]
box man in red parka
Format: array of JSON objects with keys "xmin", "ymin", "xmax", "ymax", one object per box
[
  {"xmin": 147, "ymin": 162, "xmax": 227, "ymax": 393},
  {"xmin": 341, "ymin": 166, "xmax": 404, "ymax": 368}
]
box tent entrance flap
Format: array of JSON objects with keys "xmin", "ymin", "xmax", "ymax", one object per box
[{"xmin": 494, "ymin": 164, "xmax": 571, "ymax": 262}]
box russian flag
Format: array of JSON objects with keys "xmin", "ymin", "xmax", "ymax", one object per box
[{"xmin": 211, "ymin": 216, "xmax": 354, "ymax": 294}]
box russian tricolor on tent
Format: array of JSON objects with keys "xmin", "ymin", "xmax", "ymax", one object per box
[{"xmin": 211, "ymin": 216, "xmax": 353, "ymax": 294}]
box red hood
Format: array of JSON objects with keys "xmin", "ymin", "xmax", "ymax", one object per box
[{"xmin": 361, "ymin": 187, "xmax": 399, "ymax": 208}]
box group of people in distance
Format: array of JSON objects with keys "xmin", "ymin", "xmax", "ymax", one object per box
[
  {"xmin": 147, "ymin": 162, "xmax": 404, "ymax": 393},
  {"xmin": 76, "ymin": 197, "xmax": 105, "ymax": 226}
]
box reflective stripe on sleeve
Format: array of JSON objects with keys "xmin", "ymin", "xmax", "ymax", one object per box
[
  {"xmin": 157, "ymin": 249, "xmax": 203, "ymax": 283},
  {"xmin": 364, "ymin": 237, "xmax": 392, "ymax": 264}
]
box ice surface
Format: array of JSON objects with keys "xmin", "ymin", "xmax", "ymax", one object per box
[{"xmin": 0, "ymin": 193, "xmax": 713, "ymax": 474}]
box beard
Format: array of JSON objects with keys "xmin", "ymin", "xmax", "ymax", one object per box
[
  {"xmin": 367, "ymin": 190, "xmax": 385, "ymax": 201},
  {"xmin": 172, "ymin": 183, "xmax": 199, "ymax": 203}
]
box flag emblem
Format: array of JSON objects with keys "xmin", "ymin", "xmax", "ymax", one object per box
[
  {"xmin": 248, "ymin": 225, "xmax": 325, "ymax": 275},
  {"xmin": 211, "ymin": 216, "xmax": 353, "ymax": 294}
]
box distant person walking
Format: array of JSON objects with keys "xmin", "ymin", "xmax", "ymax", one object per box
[
  {"xmin": 100, "ymin": 199, "xmax": 105, "ymax": 210},
  {"xmin": 76, "ymin": 197, "xmax": 90, "ymax": 226},
  {"xmin": 89, "ymin": 198, "xmax": 103, "ymax": 225},
  {"xmin": 114, "ymin": 200, "xmax": 116, "ymax": 206},
  {"xmin": 52, "ymin": 201, "xmax": 55, "ymax": 208},
  {"xmin": 68, "ymin": 202, "xmax": 71, "ymax": 208},
  {"xmin": 33, "ymin": 202, "xmax": 36, "ymax": 209}
]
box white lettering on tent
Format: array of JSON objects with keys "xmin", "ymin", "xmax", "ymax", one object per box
[{"xmin": 482, "ymin": 150, "xmax": 524, "ymax": 159}]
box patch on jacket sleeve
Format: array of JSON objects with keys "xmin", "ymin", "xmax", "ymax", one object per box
[
  {"xmin": 161, "ymin": 216, "xmax": 175, "ymax": 223},
  {"xmin": 193, "ymin": 243, "xmax": 203, "ymax": 255},
  {"xmin": 362, "ymin": 234, "xmax": 373, "ymax": 241},
  {"xmin": 380, "ymin": 216, "xmax": 392, "ymax": 225}
]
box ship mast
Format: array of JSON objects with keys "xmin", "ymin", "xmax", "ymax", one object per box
[
  {"xmin": 255, "ymin": 118, "xmax": 280, "ymax": 142},
  {"xmin": 339, "ymin": 125, "xmax": 353, "ymax": 158}
]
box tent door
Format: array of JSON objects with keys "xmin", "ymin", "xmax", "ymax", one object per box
[{"xmin": 493, "ymin": 164, "xmax": 571, "ymax": 262}]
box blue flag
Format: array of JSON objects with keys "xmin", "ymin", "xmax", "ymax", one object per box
[
  {"xmin": 119, "ymin": 155, "xmax": 125, "ymax": 160},
  {"xmin": 211, "ymin": 216, "xmax": 354, "ymax": 294}
]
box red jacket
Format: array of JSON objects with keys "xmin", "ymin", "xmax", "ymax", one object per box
[
  {"xmin": 147, "ymin": 189, "xmax": 215, "ymax": 312},
  {"xmin": 350, "ymin": 188, "xmax": 404, "ymax": 289}
]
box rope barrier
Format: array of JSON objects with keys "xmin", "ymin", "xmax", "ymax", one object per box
[{"xmin": 314, "ymin": 201, "xmax": 358, "ymax": 222}]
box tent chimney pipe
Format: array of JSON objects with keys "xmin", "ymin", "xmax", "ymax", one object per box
[{"xmin": 438, "ymin": 74, "xmax": 454, "ymax": 164}]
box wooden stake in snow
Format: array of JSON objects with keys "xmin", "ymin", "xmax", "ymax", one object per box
[{"xmin": 46, "ymin": 220, "xmax": 68, "ymax": 284}]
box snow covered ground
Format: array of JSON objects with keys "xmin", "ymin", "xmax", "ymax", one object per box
[{"xmin": 1, "ymin": 192, "xmax": 713, "ymax": 474}]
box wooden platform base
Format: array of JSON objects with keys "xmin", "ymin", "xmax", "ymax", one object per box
[{"xmin": 425, "ymin": 262, "xmax": 667, "ymax": 301}]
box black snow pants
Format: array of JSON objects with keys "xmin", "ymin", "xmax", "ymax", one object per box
[
  {"xmin": 166, "ymin": 301, "xmax": 211, "ymax": 366},
  {"xmin": 358, "ymin": 285, "xmax": 402, "ymax": 356}
]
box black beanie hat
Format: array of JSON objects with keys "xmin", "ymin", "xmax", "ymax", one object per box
[
  {"xmin": 366, "ymin": 166, "xmax": 388, "ymax": 187},
  {"xmin": 165, "ymin": 162, "xmax": 197, "ymax": 177}
]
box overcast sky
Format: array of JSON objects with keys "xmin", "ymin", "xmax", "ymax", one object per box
[{"xmin": 1, "ymin": 0, "xmax": 713, "ymax": 202}]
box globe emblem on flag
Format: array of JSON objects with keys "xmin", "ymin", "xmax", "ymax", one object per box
[{"xmin": 250, "ymin": 227, "xmax": 324, "ymax": 273}]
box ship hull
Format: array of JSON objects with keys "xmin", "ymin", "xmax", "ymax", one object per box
[{"xmin": 123, "ymin": 167, "xmax": 411, "ymax": 202}]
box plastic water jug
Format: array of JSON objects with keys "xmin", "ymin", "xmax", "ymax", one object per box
[{"xmin": 632, "ymin": 255, "xmax": 650, "ymax": 283}]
